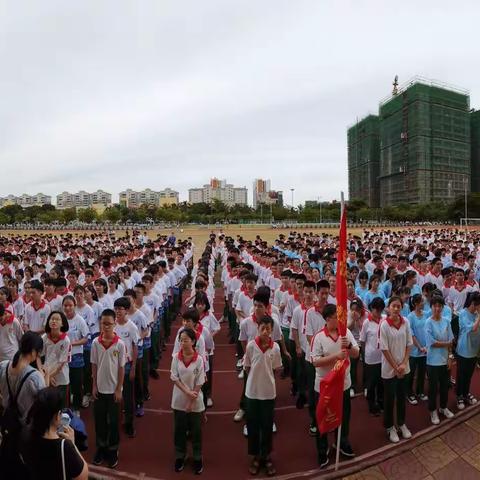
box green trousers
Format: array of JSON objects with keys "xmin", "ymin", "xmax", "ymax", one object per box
[
  {"xmin": 173, "ymin": 410, "xmax": 202, "ymax": 461},
  {"xmin": 94, "ymin": 393, "xmax": 120, "ymax": 451}
]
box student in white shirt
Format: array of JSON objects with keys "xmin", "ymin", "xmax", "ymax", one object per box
[
  {"xmin": 380, "ymin": 296, "xmax": 413, "ymax": 444},
  {"xmin": 0, "ymin": 304, "xmax": 23, "ymax": 362},
  {"xmin": 194, "ymin": 292, "xmax": 220, "ymax": 408},
  {"xmin": 63, "ymin": 295, "xmax": 89, "ymax": 416},
  {"xmin": 311, "ymin": 303, "xmax": 359, "ymax": 468},
  {"xmin": 91, "ymin": 309, "xmax": 127, "ymax": 469},
  {"xmin": 359, "ymin": 297, "xmax": 385, "ymax": 416},
  {"xmin": 42, "ymin": 310, "xmax": 71, "ymax": 408},
  {"xmin": 243, "ymin": 315, "xmax": 282, "ymax": 476},
  {"xmin": 170, "ymin": 328, "xmax": 205, "ymax": 475},
  {"xmin": 113, "ymin": 296, "xmax": 140, "ymax": 439},
  {"xmin": 24, "ymin": 280, "xmax": 51, "ymax": 334}
]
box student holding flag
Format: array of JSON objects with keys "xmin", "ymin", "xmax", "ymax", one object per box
[{"xmin": 312, "ymin": 194, "xmax": 359, "ymax": 469}]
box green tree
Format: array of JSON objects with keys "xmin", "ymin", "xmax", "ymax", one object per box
[
  {"xmin": 78, "ymin": 208, "xmax": 97, "ymax": 223},
  {"xmin": 61, "ymin": 208, "xmax": 77, "ymax": 223}
]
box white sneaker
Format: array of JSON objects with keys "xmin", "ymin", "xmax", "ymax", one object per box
[
  {"xmin": 234, "ymin": 409, "xmax": 245, "ymax": 422},
  {"xmin": 272, "ymin": 422, "xmax": 277, "ymax": 433},
  {"xmin": 364, "ymin": 388, "xmax": 367, "ymax": 398},
  {"xmin": 439, "ymin": 408, "xmax": 454, "ymax": 419},
  {"xmin": 467, "ymin": 394, "xmax": 478, "ymax": 405},
  {"xmin": 238, "ymin": 370, "xmax": 245, "ymax": 379},
  {"xmin": 243, "ymin": 424, "xmax": 248, "ymax": 437},
  {"xmin": 430, "ymin": 410, "xmax": 440, "ymax": 425},
  {"xmin": 350, "ymin": 388, "xmax": 355, "ymax": 398},
  {"xmin": 236, "ymin": 359, "xmax": 243, "ymax": 369},
  {"xmin": 81, "ymin": 395, "xmax": 90, "ymax": 408},
  {"xmin": 206, "ymin": 398, "xmax": 213, "ymax": 408},
  {"xmin": 418, "ymin": 394, "xmax": 428, "ymax": 401},
  {"xmin": 387, "ymin": 427, "xmax": 399, "ymax": 443},
  {"xmin": 399, "ymin": 424, "xmax": 412, "ymax": 439}
]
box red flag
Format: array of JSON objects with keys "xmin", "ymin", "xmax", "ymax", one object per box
[
  {"xmin": 316, "ymin": 357, "xmax": 349, "ymax": 434},
  {"xmin": 336, "ymin": 202, "xmax": 348, "ymax": 336},
  {"xmin": 316, "ymin": 200, "xmax": 349, "ymax": 435}
]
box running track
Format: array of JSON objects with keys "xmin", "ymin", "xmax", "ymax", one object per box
[{"xmin": 84, "ymin": 288, "xmax": 480, "ymax": 480}]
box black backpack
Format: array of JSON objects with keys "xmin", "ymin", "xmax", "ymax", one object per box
[{"xmin": 1, "ymin": 363, "xmax": 35, "ymax": 441}]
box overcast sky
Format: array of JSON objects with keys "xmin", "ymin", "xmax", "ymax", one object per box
[{"xmin": 0, "ymin": 1, "xmax": 478, "ymax": 205}]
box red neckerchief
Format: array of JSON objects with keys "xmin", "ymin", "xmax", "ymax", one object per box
[
  {"xmin": 429, "ymin": 269, "xmax": 441, "ymax": 277},
  {"xmin": 22, "ymin": 294, "xmax": 31, "ymax": 304},
  {"xmin": 57, "ymin": 288, "xmax": 69, "ymax": 296},
  {"xmin": 279, "ymin": 286, "xmax": 290, "ymax": 293},
  {"xmin": 1, "ymin": 313, "xmax": 15, "ymax": 325},
  {"xmin": 467, "ymin": 280, "xmax": 477, "ymax": 287},
  {"xmin": 386, "ymin": 316, "xmax": 404, "ymax": 330},
  {"xmin": 368, "ymin": 313, "xmax": 381, "ymax": 324},
  {"xmin": 44, "ymin": 293, "xmax": 58, "ymax": 302},
  {"xmin": 48, "ymin": 332, "xmax": 68, "ymax": 344},
  {"xmin": 444, "ymin": 279, "xmax": 452, "ymax": 288},
  {"xmin": 255, "ymin": 336, "xmax": 274, "ymax": 353},
  {"xmin": 32, "ymin": 300, "xmax": 46, "ymax": 311},
  {"xmin": 244, "ymin": 289, "xmax": 256, "ymax": 299},
  {"xmin": 322, "ymin": 326, "xmax": 339, "ymax": 342},
  {"xmin": 98, "ymin": 333, "xmax": 120, "ymax": 349},
  {"xmin": 178, "ymin": 349, "xmax": 199, "ymax": 367},
  {"xmin": 454, "ymin": 282, "xmax": 467, "ymax": 292},
  {"xmin": 199, "ymin": 312, "xmax": 209, "ymax": 322},
  {"xmin": 195, "ymin": 323, "xmax": 203, "ymax": 339},
  {"xmin": 293, "ymin": 292, "xmax": 301, "ymax": 303}
]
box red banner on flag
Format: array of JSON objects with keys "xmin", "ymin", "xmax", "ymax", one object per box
[
  {"xmin": 316, "ymin": 200, "xmax": 349, "ymax": 435},
  {"xmin": 316, "ymin": 357, "xmax": 349, "ymax": 434},
  {"xmin": 336, "ymin": 203, "xmax": 348, "ymax": 336}
]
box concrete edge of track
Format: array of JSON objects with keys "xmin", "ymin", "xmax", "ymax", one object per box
[{"xmin": 87, "ymin": 402, "xmax": 480, "ymax": 480}]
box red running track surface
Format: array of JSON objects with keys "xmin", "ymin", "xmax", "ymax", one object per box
[{"xmin": 85, "ymin": 288, "xmax": 480, "ymax": 480}]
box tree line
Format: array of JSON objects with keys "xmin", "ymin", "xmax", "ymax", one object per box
[{"xmin": 0, "ymin": 195, "xmax": 479, "ymax": 225}]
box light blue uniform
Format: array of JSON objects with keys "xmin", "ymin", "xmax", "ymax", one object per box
[
  {"xmin": 425, "ymin": 316, "xmax": 454, "ymax": 366},
  {"xmin": 457, "ymin": 308, "xmax": 480, "ymax": 358},
  {"xmin": 408, "ymin": 311, "xmax": 428, "ymax": 357}
]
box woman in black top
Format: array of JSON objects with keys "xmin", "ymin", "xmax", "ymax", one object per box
[{"xmin": 21, "ymin": 387, "xmax": 88, "ymax": 480}]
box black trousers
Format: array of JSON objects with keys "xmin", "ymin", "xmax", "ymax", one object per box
[
  {"xmin": 315, "ymin": 390, "xmax": 351, "ymax": 457},
  {"xmin": 364, "ymin": 363, "xmax": 383, "ymax": 412},
  {"xmin": 288, "ymin": 339, "xmax": 298, "ymax": 391},
  {"xmin": 408, "ymin": 356, "xmax": 427, "ymax": 396},
  {"xmin": 246, "ymin": 398, "xmax": 275, "ymax": 459},
  {"xmin": 427, "ymin": 365, "xmax": 449, "ymax": 411},
  {"xmin": 383, "ymin": 377, "xmax": 406, "ymax": 429},
  {"xmin": 173, "ymin": 410, "xmax": 202, "ymax": 461},
  {"xmin": 456, "ymin": 355, "xmax": 477, "ymax": 399}
]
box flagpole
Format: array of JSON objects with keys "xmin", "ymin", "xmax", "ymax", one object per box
[{"xmin": 335, "ymin": 191, "xmax": 345, "ymax": 472}]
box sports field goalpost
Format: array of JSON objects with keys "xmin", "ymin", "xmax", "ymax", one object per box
[{"xmin": 460, "ymin": 218, "xmax": 480, "ymax": 229}]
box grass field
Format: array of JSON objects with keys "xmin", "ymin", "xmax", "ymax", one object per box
[{"xmin": 0, "ymin": 225, "xmax": 366, "ymax": 250}]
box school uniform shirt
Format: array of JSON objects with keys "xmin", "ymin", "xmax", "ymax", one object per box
[
  {"xmin": 90, "ymin": 334, "xmax": 127, "ymax": 394},
  {"xmin": 363, "ymin": 290, "xmax": 386, "ymax": 310},
  {"xmin": 359, "ymin": 315, "xmax": 384, "ymax": 365},
  {"xmin": 128, "ymin": 309, "xmax": 148, "ymax": 348},
  {"xmin": 447, "ymin": 284, "xmax": 475, "ymax": 314},
  {"xmin": 379, "ymin": 317, "xmax": 413, "ymax": 379},
  {"xmin": 236, "ymin": 291, "xmax": 255, "ymax": 318},
  {"xmin": 407, "ymin": 311, "xmax": 428, "ymax": 357},
  {"xmin": 200, "ymin": 312, "xmax": 221, "ymax": 337},
  {"xmin": 67, "ymin": 314, "xmax": 90, "ymax": 356},
  {"xmin": 97, "ymin": 295, "xmax": 114, "ymax": 310},
  {"xmin": 291, "ymin": 304, "xmax": 314, "ymax": 359},
  {"xmin": 24, "ymin": 301, "xmax": 51, "ymax": 332},
  {"xmin": 44, "ymin": 294, "xmax": 63, "ymax": 312},
  {"xmin": 76, "ymin": 304, "xmax": 98, "ymax": 337},
  {"xmin": 11, "ymin": 296, "xmax": 25, "ymax": 320},
  {"xmin": 243, "ymin": 338, "xmax": 282, "ymax": 400},
  {"xmin": 425, "ymin": 316, "xmax": 454, "ymax": 366},
  {"xmin": 425, "ymin": 272, "xmax": 444, "ymax": 290},
  {"xmin": 310, "ymin": 327, "xmax": 357, "ymax": 392},
  {"xmin": 114, "ymin": 320, "xmax": 140, "ymax": 362},
  {"xmin": 305, "ymin": 307, "xmax": 326, "ymax": 341},
  {"xmin": 239, "ymin": 315, "xmax": 282, "ymax": 344},
  {"xmin": 170, "ymin": 351, "xmax": 205, "ymax": 412},
  {"xmin": 0, "ymin": 315, "xmax": 23, "ymax": 362},
  {"xmin": 456, "ymin": 308, "xmax": 480, "ymax": 358},
  {"xmin": 144, "ymin": 292, "xmax": 161, "ymax": 318},
  {"xmin": 172, "ymin": 328, "xmax": 209, "ymax": 371},
  {"xmin": 41, "ymin": 333, "xmax": 71, "ymax": 386}
]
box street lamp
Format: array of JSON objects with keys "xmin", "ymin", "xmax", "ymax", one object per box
[
  {"xmin": 464, "ymin": 175, "xmax": 468, "ymax": 228},
  {"xmin": 317, "ymin": 196, "xmax": 323, "ymax": 224},
  {"xmin": 290, "ymin": 188, "xmax": 295, "ymax": 210}
]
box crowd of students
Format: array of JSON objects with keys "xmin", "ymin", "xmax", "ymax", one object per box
[{"xmin": 0, "ymin": 227, "xmax": 480, "ymax": 477}]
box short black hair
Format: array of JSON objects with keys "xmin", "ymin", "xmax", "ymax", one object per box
[
  {"xmin": 322, "ymin": 303, "xmax": 337, "ymax": 320},
  {"xmin": 45, "ymin": 311, "xmax": 69, "ymax": 333}
]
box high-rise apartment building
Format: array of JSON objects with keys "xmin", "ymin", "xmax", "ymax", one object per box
[
  {"xmin": 348, "ymin": 78, "xmax": 475, "ymax": 206},
  {"xmin": 252, "ymin": 179, "xmax": 283, "ymax": 208},
  {"xmin": 471, "ymin": 110, "xmax": 480, "ymax": 193},
  {"xmin": 188, "ymin": 179, "xmax": 248, "ymax": 206}
]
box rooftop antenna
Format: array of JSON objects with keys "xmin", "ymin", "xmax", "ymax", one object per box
[{"xmin": 392, "ymin": 75, "xmax": 399, "ymax": 95}]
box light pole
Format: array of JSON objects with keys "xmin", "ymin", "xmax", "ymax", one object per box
[
  {"xmin": 464, "ymin": 175, "xmax": 468, "ymax": 228},
  {"xmin": 290, "ymin": 188, "xmax": 295, "ymax": 210},
  {"xmin": 318, "ymin": 196, "xmax": 323, "ymax": 224}
]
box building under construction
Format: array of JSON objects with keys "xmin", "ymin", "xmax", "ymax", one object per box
[
  {"xmin": 472, "ymin": 110, "xmax": 480, "ymax": 193},
  {"xmin": 348, "ymin": 77, "xmax": 476, "ymax": 207},
  {"xmin": 347, "ymin": 115, "xmax": 380, "ymax": 208}
]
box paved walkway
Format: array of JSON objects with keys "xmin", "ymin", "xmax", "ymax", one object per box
[{"xmin": 342, "ymin": 412, "xmax": 480, "ymax": 480}]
